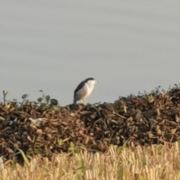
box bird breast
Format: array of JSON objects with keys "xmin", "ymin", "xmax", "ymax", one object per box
[{"xmin": 85, "ymin": 81, "xmax": 96, "ymax": 97}]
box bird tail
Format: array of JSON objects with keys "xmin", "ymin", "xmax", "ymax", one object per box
[{"xmin": 73, "ymin": 96, "xmax": 77, "ymax": 104}]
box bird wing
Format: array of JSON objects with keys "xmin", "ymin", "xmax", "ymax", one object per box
[{"xmin": 74, "ymin": 80, "xmax": 85, "ymax": 94}]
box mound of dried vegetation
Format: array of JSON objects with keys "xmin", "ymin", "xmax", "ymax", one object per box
[{"xmin": 0, "ymin": 86, "xmax": 180, "ymax": 162}]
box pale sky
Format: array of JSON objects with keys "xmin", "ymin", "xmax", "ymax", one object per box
[{"xmin": 0, "ymin": 0, "xmax": 180, "ymax": 105}]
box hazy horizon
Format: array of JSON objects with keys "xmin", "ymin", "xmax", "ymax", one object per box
[{"xmin": 0, "ymin": 1, "xmax": 180, "ymax": 105}]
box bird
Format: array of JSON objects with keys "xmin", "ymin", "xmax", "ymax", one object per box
[{"xmin": 73, "ymin": 77, "xmax": 96, "ymax": 104}]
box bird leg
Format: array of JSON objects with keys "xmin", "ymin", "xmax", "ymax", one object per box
[{"xmin": 81, "ymin": 98, "xmax": 86, "ymax": 105}]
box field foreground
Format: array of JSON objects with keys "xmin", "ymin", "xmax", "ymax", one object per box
[
  {"xmin": 0, "ymin": 86, "xmax": 180, "ymax": 179},
  {"xmin": 0, "ymin": 142, "xmax": 180, "ymax": 180}
]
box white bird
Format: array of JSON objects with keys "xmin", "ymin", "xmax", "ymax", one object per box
[{"xmin": 73, "ymin": 77, "xmax": 96, "ymax": 104}]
